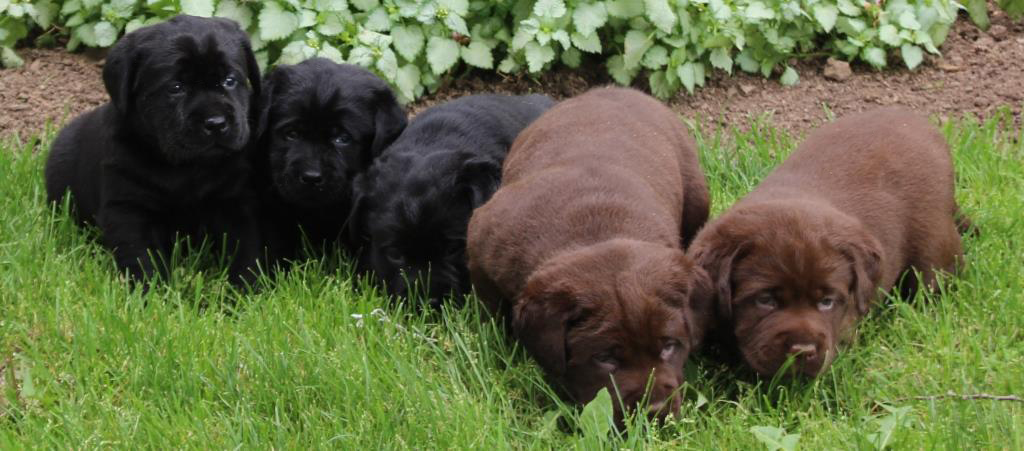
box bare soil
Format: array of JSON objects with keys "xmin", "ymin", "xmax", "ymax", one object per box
[{"xmin": 2, "ymin": 8, "xmax": 1022, "ymax": 140}]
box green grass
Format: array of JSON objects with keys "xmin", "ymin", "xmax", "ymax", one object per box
[{"xmin": 1, "ymin": 111, "xmax": 1021, "ymax": 449}]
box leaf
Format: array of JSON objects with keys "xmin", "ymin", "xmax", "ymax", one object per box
[
  {"xmin": 779, "ymin": 66, "xmax": 799, "ymax": 86},
  {"xmin": 259, "ymin": 3, "xmax": 300, "ymax": 41},
  {"xmin": 607, "ymin": 54, "xmax": 636, "ymax": 84},
  {"xmin": 867, "ymin": 405, "xmax": 914, "ymax": 450},
  {"xmin": 347, "ymin": 46, "xmax": 374, "ymax": 66},
  {"xmin": 461, "ymin": 40, "xmax": 493, "ymax": 68},
  {"xmin": 438, "ymin": 0, "xmax": 469, "ymax": 15},
  {"xmin": 900, "ymin": 44, "xmax": 924, "ymax": 70},
  {"xmin": 497, "ymin": 55, "xmax": 519, "ymax": 73},
  {"xmin": 736, "ymin": 50, "xmax": 759, "ymax": 73},
  {"xmin": 677, "ymin": 61, "xmax": 697, "ymax": 94},
  {"xmin": 745, "ymin": 2, "xmax": 776, "ymax": 21},
  {"xmin": 278, "ymin": 40, "xmax": 316, "ymax": 65},
  {"xmin": 533, "ymin": 0, "xmax": 567, "ymax": 19},
  {"xmin": 645, "ymin": 0, "xmax": 676, "ymax": 34},
  {"xmin": 649, "ymin": 70, "xmax": 672, "ymax": 99},
  {"xmin": 365, "ymin": 6, "xmax": 392, "ymax": 31},
  {"xmin": 376, "ymin": 48, "xmax": 398, "ymax": 80},
  {"xmin": 999, "ymin": 0, "xmax": 1024, "ymax": 20},
  {"xmin": 571, "ymin": 31, "xmax": 602, "ymax": 53},
  {"xmin": 862, "ymin": 46, "xmax": 887, "ymax": 68},
  {"xmin": 524, "ymin": 41, "xmax": 555, "ymax": 72},
  {"xmin": 350, "ymin": 0, "xmax": 380, "ymax": 12},
  {"xmin": 813, "ymin": 4, "xmax": 839, "ymax": 32},
  {"xmin": 181, "ymin": 0, "xmax": 214, "ymax": 17},
  {"xmin": 313, "ymin": 0, "xmax": 349, "ymax": 12},
  {"xmin": 642, "ymin": 45, "xmax": 669, "ymax": 70},
  {"xmin": 562, "ymin": 46, "xmax": 582, "ymax": 67},
  {"xmin": 28, "ymin": 0, "xmax": 59, "ymax": 29},
  {"xmin": 622, "ymin": 29, "xmax": 651, "ymax": 70},
  {"xmin": 898, "ymin": 11, "xmax": 921, "ymax": 30},
  {"xmin": 393, "ymin": 63, "xmax": 419, "ymax": 100},
  {"xmin": 215, "ymin": 0, "xmax": 253, "ymax": 29},
  {"xmin": 579, "ymin": 388, "xmax": 615, "ymax": 440},
  {"xmin": 1, "ymin": 46, "xmax": 24, "ymax": 68},
  {"xmin": 75, "ymin": 22, "xmax": 97, "ymax": 47},
  {"xmin": 710, "ymin": 47, "xmax": 732, "ymax": 74},
  {"xmin": 573, "ymin": 2, "xmax": 608, "ymax": 36},
  {"xmin": 750, "ymin": 426, "xmax": 801, "ymax": 451},
  {"xmin": 606, "ymin": 0, "xmax": 644, "ymax": 18},
  {"xmin": 836, "ymin": 0, "xmax": 861, "ymax": 16},
  {"xmin": 94, "ymin": 21, "xmax": 118, "ymax": 47},
  {"xmin": 391, "ymin": 25, "xmax": 424, "ymax": 61},
  {"xmin": 318, "ymin": 42, "xmax": 345, "ymax": 63},
  {"xmin": 879, "ymin": 24, "xmax": 901, "ymax": 46},
  {"xmin": 426, "ymin": 36, "xmax": 460, "ymax": 75},
  {"xmin": 444, "ymin": 14, "xmax": 469, "ymax": 35}
]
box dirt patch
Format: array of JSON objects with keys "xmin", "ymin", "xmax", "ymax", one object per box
[
  {"xmin": 0, "ymin": 48, "xmax": 106, "ymax": 140},
  {"xmin": 1, "ymin": 8, "xmax": 1022, "ymax": 140}
]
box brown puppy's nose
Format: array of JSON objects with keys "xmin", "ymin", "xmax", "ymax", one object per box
[{"xmin": 788, "ymin": 343, "xmax": 817, "ymax": 361}]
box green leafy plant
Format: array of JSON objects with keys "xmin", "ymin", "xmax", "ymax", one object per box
[
  {"xmin": 1, "ymin": 0, "xmax": 964, "ymax": 98},
  {"xmin": 749, "ymin": 425, "xmax": 801, "ymax": 451}
]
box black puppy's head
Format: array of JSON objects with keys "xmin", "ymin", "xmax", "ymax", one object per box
[
  {"xmin": 258, "ymin": 58, "xmax": 407, "ymax": 209},
  {"xmin": 103, "ymin": 15, "xmax": 261, "ymax": 163},
  {"xmin": 351, "ymin": 150, "xmax": 501, "ymax": 307}
]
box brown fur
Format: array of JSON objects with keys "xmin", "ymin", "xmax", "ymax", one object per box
[
  {"xmin": 689, "ymin": 107, "xmax": 966, "ymax": 378},
  {"xmin": 466, "ymin": 87, "xmax": 712, "ymax": 419}
]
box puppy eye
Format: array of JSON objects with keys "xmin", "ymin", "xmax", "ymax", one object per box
[
  {"xmin": 660, "ymin": 339, "xmax": 681, "ymax": 360},
  {"xmin": 168, "ymin": 82, "xmax": 185, "ymax": 95},
  {"xmin": 222, "ymin": 75, "xmax": 238, "ymax": 89},
  {"xmin": 283, "ymin": 129, "xmax": 299, "ymax": 141},
  {"xmin": 818, "ymin": 296, "xmax": 837, "ymax": 311},
  {"xmin": 332, "ymin": 132, "xmax": 353, "ymax": 146},
  {"xmin": 592, "ymin": 352, "xmax": 618, "ymax": 371},
  {"xmin": 755, "ymin": 294, "xmax": 777, "ymax": 310}
]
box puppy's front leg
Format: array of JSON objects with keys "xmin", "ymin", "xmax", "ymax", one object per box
[
  {"xmin": 98, "ymin": 207, "xmax": 169, "ymax": 284},
  {"xmin": 209, "ymin": 204, "xmax": 264, "ymax": 288}
]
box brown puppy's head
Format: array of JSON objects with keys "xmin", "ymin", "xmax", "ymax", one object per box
[
  {"xmin": 513, "ymin": 240, "xmax": 712, "ymax": 421},
  {"xmin": 691, "ymin": 204, "xmax": 882, "ymax": 378}
]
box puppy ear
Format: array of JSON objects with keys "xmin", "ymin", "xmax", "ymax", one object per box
[
  {"xmin": 345, "ymin": 173, "xmax": 370, "ymax": 246},
  {"xmin": 456, "ymin": 156, "xmax": 503, "ymax": 208},
  {"xmin": 512, "ymin": 276, "xmax": 578, "ymax": 377},
  {"xmin": 684, "ymin": 264, "xmax": 715, "ymax": 346},
  {"xmin": 103, "ymin": 32, "xmax": 140, "ymax": 117},
  {"xmin": 255, "ymin": 67, "xmax": 285, "ymax": 142},
  {"xmin": 369, "ymin": 87, "xmax": 408, "ymax": 158},
  {"xmin": 690, "ymin": 238, "xmax": 747, "ymax": 320},
  {"xmin": 835, "ymin": 231, "xmax": 884, "ymax": 315},
  {"xmin": 242, "ymin": 39, "xmax": 262, "ymax": 99}
]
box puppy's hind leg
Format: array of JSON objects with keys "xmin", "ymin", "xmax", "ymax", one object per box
[{"xmin": 99, "ymin": 209, "xmax": 172, "ymax": 285}]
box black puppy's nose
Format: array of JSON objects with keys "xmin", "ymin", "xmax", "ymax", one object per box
[
  {"xmin": 300, "ymin": 170, "xmax": 323, "ymax": 186},
  {"xmin": 203, "ymin": 115, "xmax": 228, "ymax": 134}
]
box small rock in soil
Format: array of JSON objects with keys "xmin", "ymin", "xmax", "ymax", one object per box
[
  {"xmin": 823, "ymin": 57, "xmax": 852, "ymax": 82},
  {"xmin": 989, "ymin": 25, "xmax": 1008, "ymax": 41},
  {"xmin": 739, "ymin": 84, "xmax": 756, "ymax": 95},
  {"xmin": 974, "ymin": 35, "xmax": 996, "ymax": 51}
]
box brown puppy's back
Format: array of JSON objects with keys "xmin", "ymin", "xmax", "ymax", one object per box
[
  {"xmin": 469, "ymin": 87, "xmax": 709, "ymax": 313},
  {"xmin": 746, "ymin": 107, "xmax": 961, "ymax": 291}
]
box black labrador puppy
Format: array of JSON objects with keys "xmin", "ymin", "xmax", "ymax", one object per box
[
  {"xmin": 45, "ymin": 15, "xmax": 263, "ymax": 286},
  {"xmin": 350, "ymin": 93, "xmax": 555, "ymax": 308},
  {"xmin": 256, "ymin": 58, "xmax": 407, "ymax": 261}
]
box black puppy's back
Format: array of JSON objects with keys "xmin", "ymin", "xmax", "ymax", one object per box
[{"xmin": 354, "ymin": 93, "xmax": 555, "ymax": 306}]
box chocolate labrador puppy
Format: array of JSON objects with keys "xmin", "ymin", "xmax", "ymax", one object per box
[
  {"xmin": 688, "ymin": 107, "xmax": 966, "ymax": 378},
  {"xmin": 45, "ymin": 15, "xmax": 263, "ymax": 285},
  {"xmin": 256, "ymin": 58, "xmax": 407, "ymax": 261},
  {"xmin": 467, "ymin": 87, "xmax": 712, "ymax": 420},
  {"xmin": 350, "ymin": 93, "xmax": 555, "ymax": 308}
]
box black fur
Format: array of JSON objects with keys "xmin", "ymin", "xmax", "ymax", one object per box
[
  {"xmin": 256, "ymin": 58, "xmax": 407, "ymax": 261},
  {"xmin": 44, "ymin": 15, "xmax": 264, "ymax": 286},
  {"xmin": 350, "ymin": 94, "xmax": 555, "ymax": 307}
]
